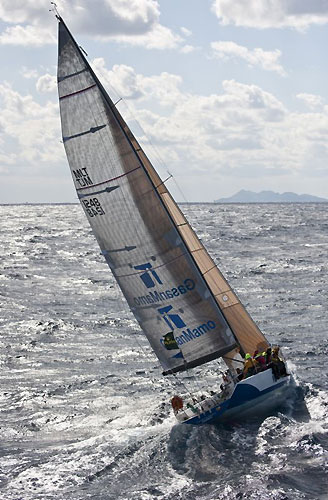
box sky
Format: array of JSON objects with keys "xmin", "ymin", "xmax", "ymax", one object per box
[{"xmin": 1, "ymin": 0, "xmax": 328, "ymax": 203}]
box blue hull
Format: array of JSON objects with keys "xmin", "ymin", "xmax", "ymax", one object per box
[{"xmin": 181, "ymin": 369, "xmax": 293, "ymax": 425}]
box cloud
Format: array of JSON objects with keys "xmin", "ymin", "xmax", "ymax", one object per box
[
  {"xmin": 21, "ymin": 67, "xmax": 39, "ymax": 79},
  {"xmin": 296, "ymin": 93, "xmax": 324, "ymax": 109},
  {"xmin": 220, "ymin": 80, "xmax": 286, "ymax": 120},
  {"xmin": 211, "ymin": 0, "xmax": 328, "ymax": 29},
  {"xmin": 1, "ymin": 62, "xmax": 328, "ymax": 202},
  {"xmin": 0, "ymin": 152, "xmax": 17, "ymax": 166},
  {"xmin": 36, "ymin": 74, "xmax": 57, "ymax": 93},
  {"xmin": 0, "ymin": 0, "xmax": 183, "ymax": 49},
  {"xmin": 0, "ymin": 0, "xmax": 51, "ymax": 24},
  {"xmin": 0, "ymin": 0, "xmax": 159, "ymax": 30},
  {"xmin": 136, "ymin": 71, "xmax": 184, "ymax": 107},
  {"xmin": 91, "ymin": 59, "xmax": 143, "ymax": 99},
  {"xmin": 180, "ymin": 44, "xmax": 196, "ymax": 54},
  {"xmin": 112, "ymin": 70, "xmax": 327, "ymax": 184},
  {"xmin": 180, "ymin": 27, "xmax": 192, "ymax": 37},
  {"xmin": 90, "ymin": 59, "xmax": 184, "ymax": 106},
  {"xmin": 0, "ymin": 0, "xmax": 57, "ymax": 45},
  {"xmin": 0, "ymin": 24, "xmax": 56, "ymax": 46},
  {"xmin": 211, "ymin": 41, "xmax": 286, "ymax": 76},
  {"xmin": 111, "ymin": 23, "xmax": 182, "ymax": 49},
  {"xmin": 67, "ymin": 0, "xmax": 161, "ymax": 36},
  {"xmin": 0, "ymin": 83, "xmax": 62, "ymax": 166}
]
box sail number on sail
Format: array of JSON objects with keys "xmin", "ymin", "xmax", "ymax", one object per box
[
  {"xmin": 81, "ymin": 198, "xmax": 105, "ymax": 217},
  {"xmin": 73, "ymin": 168, "xmax": 93, "ymax": 187}
]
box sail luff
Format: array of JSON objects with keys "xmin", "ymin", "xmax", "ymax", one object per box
[{"xmin": 57, "ymin": 17, "xmax": 237, "ymax": 374}]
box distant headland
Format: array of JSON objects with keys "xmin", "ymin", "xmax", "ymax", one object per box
[{"xmin": 215, "ymin": 190, "xmax": 328, "ymax": 203}]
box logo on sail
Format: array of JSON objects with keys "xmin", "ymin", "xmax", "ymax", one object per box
[
  {"xmin": 159, "ymin": 304, "xmax": 216, "ymax": 353},
  {"xmin": 158, "ymin": 304, "xmax": 186, "ymax": 330},
  {"xmin": 133, "ymin": 262, "xmax": 162, "ymax": 288},
  {"xmin": 133, "ymin": 261, "xmax": 195, "ymax": 307}
]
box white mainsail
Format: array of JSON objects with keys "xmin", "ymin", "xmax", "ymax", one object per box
[{"xmin": 57, "ymin": 17, "xmax": 268, "ymax": 375}]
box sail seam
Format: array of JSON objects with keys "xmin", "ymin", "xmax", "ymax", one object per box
[
  {"xmin": 155, "ymin": 174, "xmax": 173, "ymax": 190},
  {"xmin": 115, "ymin": 251, "xmax": 188, "ymax": 279},
  {"xmin": 189, "ymin": 247, "xmax": 205, "ymax": 254},
  {"xmin": 201, "ymin": 263, "xmax": 221, "ymax": 275},
  {"xmin": 60, "ymin": 83, "xmax": 96, "ymax": 100},
  {"xmin": 58, "ymin": 68, "xmax": 87, "ymax": 82},
  {"xmin": 76, "ymin": 166, "xmax": 141, "ymax": 191}
]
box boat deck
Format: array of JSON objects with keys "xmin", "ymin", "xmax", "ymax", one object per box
[{"xmin": 175, "ymin": 369, "xmax": 292, "ymax": 425}]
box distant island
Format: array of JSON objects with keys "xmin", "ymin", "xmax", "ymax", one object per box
[{"xmin": 215, "ymin": 190, "xmax": 328, "ymax": 203}]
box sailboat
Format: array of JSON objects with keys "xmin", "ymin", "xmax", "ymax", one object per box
[{"xmin": 56, "ymin": 13, "xmax": 293, "ymax": 425}]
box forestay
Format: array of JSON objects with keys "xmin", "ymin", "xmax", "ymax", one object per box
[{"xmin": 57, "ymin": 18, "xmax": 237, "ymax": 374}]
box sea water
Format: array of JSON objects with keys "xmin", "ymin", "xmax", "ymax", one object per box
[{"xmin": 0, "ymin": 203, "xmax": 327, "ymax": 499}]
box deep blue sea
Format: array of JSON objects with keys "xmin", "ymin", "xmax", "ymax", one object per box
[{"xmin": 0, "ymin": 203, "xmax": 327, "ymax": 500}]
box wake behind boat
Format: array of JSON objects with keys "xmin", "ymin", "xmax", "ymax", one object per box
[{"xmin": 55, "ymin": 11, "xmax": 294, "ymax": 426}]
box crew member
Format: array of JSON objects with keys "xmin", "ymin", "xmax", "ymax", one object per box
[
  {"xmin": 171, "ymin": 395, "xmax": 183, "ymax": 414},
  {"xmin": 265, "ymin": 347, "xmax": 272, "ymax": 364},
  {"xmin": 254, "ymin": 350, "xmax": 266, "ymax": 369},
  {"xmin": 242, "ymin": 353, "xmax": 258, "ymax": 378},
  {"xmin": 271, "ymin": 346, "xmax": 288, "ymax": 377}
]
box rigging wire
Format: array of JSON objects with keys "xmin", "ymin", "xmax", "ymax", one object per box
[
  {"xmin": 49, "ymin": 2, "xmax": 60, "ymax": 18},
  {"xmin": 169, "ymin": 171, "xmax": 189, "ymax": 204},
  {"xmin": 130, "ymin": 331, "xmax": 207, "ymax": 404},
  {"xmin": 108, "ymin": 93, "xmax": 191, "ymax": 204},
  {"xmin": 130, "ymin": 328, "xmax": 178, "ymax": 394}
]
